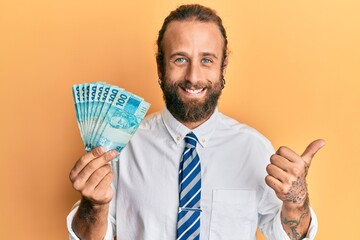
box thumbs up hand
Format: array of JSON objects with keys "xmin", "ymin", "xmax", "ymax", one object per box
[{"xmin": 265, "ymin": 139, "xmax": 325, "ymax": 208}]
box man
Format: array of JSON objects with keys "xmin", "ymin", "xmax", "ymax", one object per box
[{"xmin": 67, "ymin": 4, "xmax": 325, "ymax": 240}]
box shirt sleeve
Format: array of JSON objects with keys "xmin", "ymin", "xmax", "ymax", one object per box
[
  {"xmin": 66, "ymin": 201, "xmax": 116, "ymax": 240},
  {"xmin": 271, "ymin": 206, "xmax": 318, "ymax": 240}
]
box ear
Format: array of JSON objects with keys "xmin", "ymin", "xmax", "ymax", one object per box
[
  {"xmin": 156, "ymin": 56, "xmax": 163, "ymax": 80},
  {"xmin": 221, "ymin": 56, "xmax": 228, "ymax": 77}
]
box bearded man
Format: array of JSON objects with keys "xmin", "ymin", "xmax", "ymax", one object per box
[{"xmin": 67, "ymin": 4, "xmax": 324, "ymax": 240}]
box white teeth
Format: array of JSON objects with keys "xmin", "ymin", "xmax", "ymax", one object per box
[{"xmin": 185, "ymin": 88, "xmax": 203, "ymax": 94}]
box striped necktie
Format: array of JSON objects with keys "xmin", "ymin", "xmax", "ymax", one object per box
[{"xmin": 176, "ymin": 132, "xmax": 201, "ymax": 240}]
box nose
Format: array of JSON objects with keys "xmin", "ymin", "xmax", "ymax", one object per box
[{"xmin": 185, "ymin": 61, "xmax": 203, "ymax": 84}]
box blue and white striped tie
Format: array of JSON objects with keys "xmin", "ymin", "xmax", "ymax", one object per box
[{"xmin": 176, "ymin": 132, "xmax": 201, "ymax": 240}]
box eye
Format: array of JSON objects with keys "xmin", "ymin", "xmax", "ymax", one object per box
[
  {"xmin": 201, "ymin": 58, "xmax": 213, "ymax": 64},
  {"xmin": 175, "ymin": 57, "xmax": 187, "ymax": 63}
]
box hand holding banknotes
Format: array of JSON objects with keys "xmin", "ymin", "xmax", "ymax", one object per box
[
  {"xmin": 70, "ymin": 81, "xmax": 150, "ymax": 201},
  {"xmin": 70, "ymin": 82, "xmax": 150, "ymax": 238}
]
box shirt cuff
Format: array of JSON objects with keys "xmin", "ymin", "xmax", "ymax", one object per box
[
  {"xmin": 273, "ymin": 207, "xmax": 318, "ymax": 240},
  {"xmin": 66, "ymin": 202, "xmax": 115, "ymax": 240}
]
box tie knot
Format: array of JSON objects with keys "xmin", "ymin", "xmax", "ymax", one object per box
[{"xmin": 184, "ymin": 132, "xmax": 198, "ymax": 148}]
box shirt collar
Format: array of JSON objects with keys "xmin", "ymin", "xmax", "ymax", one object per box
[{"xmin": 161, "ymin": 107, "xmax": 218, "ymax": 148}]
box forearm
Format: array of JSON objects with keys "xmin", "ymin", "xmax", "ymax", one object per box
[
  {"xmin": 72, "ymin": 197, "xmax": 109, "ymax": 240},
  {"xmin": 281, "ymin": 196, "xmax": 311, "ymax": 240}
]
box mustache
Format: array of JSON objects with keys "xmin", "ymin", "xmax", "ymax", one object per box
[{"xmin": 176, "ymin": 80, "xmax": 212, "ymax": 89}]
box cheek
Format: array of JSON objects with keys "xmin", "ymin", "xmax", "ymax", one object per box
[
  {"xmin": 165, "ymin": 64, "xmax": 187, "ymax": 80},
  {"xmin": 206, "ymin": 69, "xmax": 222, "ymax": 83}
]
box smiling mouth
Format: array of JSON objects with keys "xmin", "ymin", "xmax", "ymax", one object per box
[{"xmin": 185, "ymin": 88, "xmax": 205, "ymax": 94}]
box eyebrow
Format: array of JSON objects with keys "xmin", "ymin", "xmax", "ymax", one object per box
[
  {"xmin": 169, "ymin": 52, "xmax": 188, "ymax": 59},
  {"xmin": 169, "ymin": 51, "xmax": 219, "ymax": 59},
  {"xmin": 202, "ymin": 52, "xmax": 219, "ymax": 59}
]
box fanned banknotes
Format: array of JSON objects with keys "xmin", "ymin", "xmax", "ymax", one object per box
[{"xmin": 72, "ymin": 82, "xmax": 150, "ymax": 157}]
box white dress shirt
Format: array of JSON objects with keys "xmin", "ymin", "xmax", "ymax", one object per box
[{"xmin": 67, "ymin": 108, "xmax": 318, "ymax": 240}]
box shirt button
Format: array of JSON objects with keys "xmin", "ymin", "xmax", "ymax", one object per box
[
  {"xmin": 176, "ymin": 136, "xmax": 180, "ymax": 141},
  {"xmin": 201, "ymin": 139, "xmax": 205, "ymax": 143}
]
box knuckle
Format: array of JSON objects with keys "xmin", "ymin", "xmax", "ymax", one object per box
[
  {"xmin": 266, "ymin": 164, "xmax": 272, "ymax": 173},
  {"xmin": 81, "ymin": 188, "xmax": 92, "ymax": 199},
  {"xmin": 291, "ymin": 167, "xmax": 301, "ymax": 176},
  {"xmin": 103, "ymin": 164, "xmax": 112, "ymax": 172},
  {"xmin": 265, "ymin": 175, "xmax": 275, "ymax": 188},
  {"xmin": 104, "ymin": 191, "xmax": 114, "ymax": 203},
  {"xmin": 91, "ymin": 187, "xmax": 113, "ymax": 204},
  {"xmin": 299, "ymin": 160, "xmax": 307, "ymax": 169},
  {"xmin": 78, "ymin": 155, "xmax": 87, "ymax": 164},
  {"xmin": 265, "ymin": 175, "xmax": 271, "ymax": 184},
  {"xmin": 278, "ymin": 146, "xmax": 287, "ymax": 155},
  {"xmin": 283, "ymin": 175, "xmax": 291, "ymax": 184},
  {"xmin": 69, "ymin": 170, "xmax": 76, "ymax": 183},
  {"xmin": 72, "ymin": 180, "xmax": 83, "ymax": 191},
  {"xmin": 86, "ymin": 161, "xmax": 97, "ymax": 172},
  {"xmin": 92, "ymin": 165, "xmax": 112, "ymax": 180},
  {"xmin": 105, "ymin": 172, "xmax": 114, "ymax": 183},
  {"xmin": 270, "ymin": 154, "xmax": 277, "ymax": 163},
  {"xmin": 97, "ymin": 165, "xmax": 111, "ymax": 176},
  {"xmin": 91, "ymin": 169, "xmax": 103, "ymax": 179},
  {"xmin": 79, "ymin": 151, "xmax": 97, "ymax": 165},
  {"xmin": 101, "ymin": 189, "xmax": 114, "ymax": 203},
  {"xmin": 77, "ymin": 159, "xmax": 87, "ymax": 170},
  {"xmin": 278, "ymin": 186, "xmax": 286, "ymax": 195}
]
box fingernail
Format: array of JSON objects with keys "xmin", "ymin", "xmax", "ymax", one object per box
[
  {"xmin": 110, "ymin": 150, "xmax": 117, "ymax": 157},
  {"xmin": 97, "ymin": 146, "xmax": 105, "ymax": 154}
]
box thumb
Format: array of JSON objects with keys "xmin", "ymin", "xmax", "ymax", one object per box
[{"xmin": 301, "ymin": 139, "xmax": 326, "ymax": 165}]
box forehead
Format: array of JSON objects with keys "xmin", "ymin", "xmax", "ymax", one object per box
[{"xmin": 162, "ymin": 20, "xmax": 224, "ymax": 56}]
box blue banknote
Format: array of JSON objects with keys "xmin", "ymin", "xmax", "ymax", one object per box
[
  {"xmin": 88, "ymin": 82, "xmax": 105, "ymax": 146},
  {"xmin": 95, "ymin": 90, "xmax": 151, "ymax": 154},
  {"xmin": 92, "ymin": 87, "xmax": 142, "ymax": 149},
  {"xmin": 72, "ymin": 84, "xmax": 85, "ymax": 144}
]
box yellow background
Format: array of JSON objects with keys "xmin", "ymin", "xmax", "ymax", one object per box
[{"xmin": 1, "ymin": 0, "xmax": 359, "ymax": 239}]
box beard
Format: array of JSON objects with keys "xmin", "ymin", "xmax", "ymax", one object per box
[{"xmin": 160, "ymin": 77, "xmax": 223, "ymax": 123}]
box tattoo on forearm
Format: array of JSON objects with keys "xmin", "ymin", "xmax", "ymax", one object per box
[
  {"xmin": 282, "ymin": 177, "xmax": 311, "ymax": 240},
  {"xmin": 283, "ymin": 217, "xmax": 304, "ymax": 240},
  {"xmin": 283, "ymin": 208, "xmax": 310, "ymax": 240}
]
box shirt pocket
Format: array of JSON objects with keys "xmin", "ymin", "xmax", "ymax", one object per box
[{"xmin": 209, "ymin": 189, "xmax": 257, "ymax": 240}]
